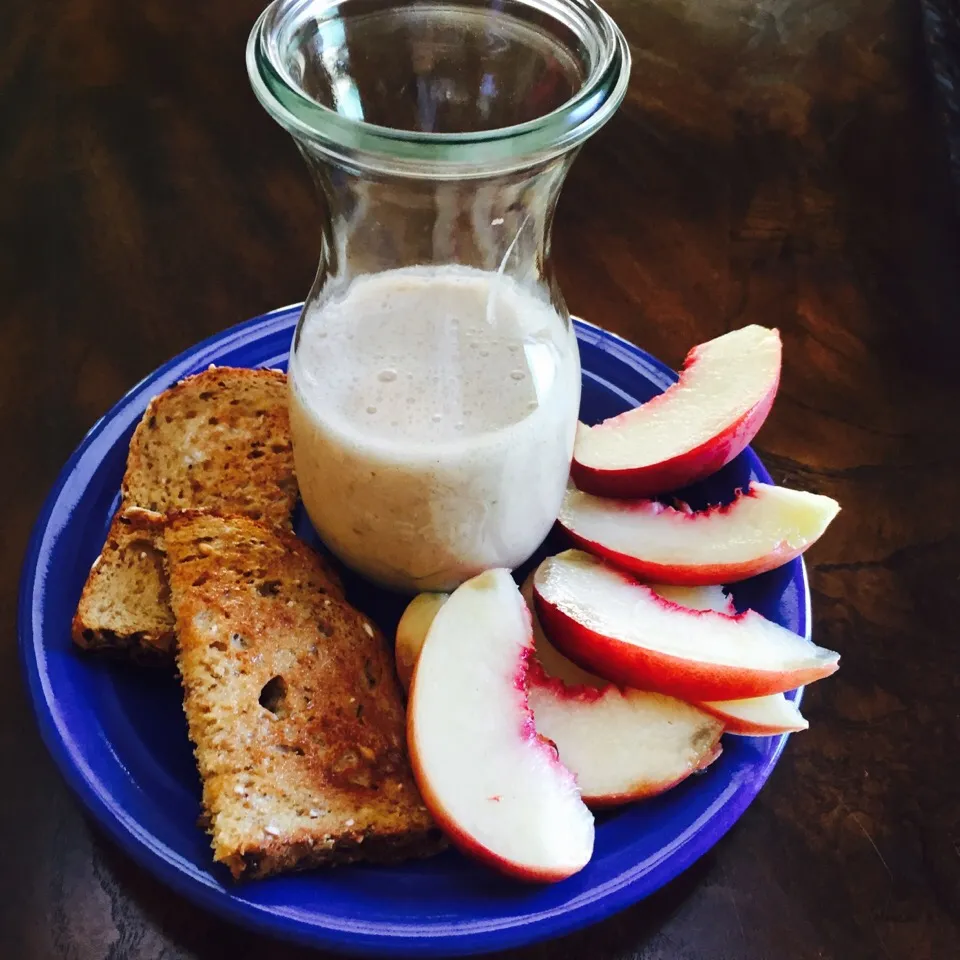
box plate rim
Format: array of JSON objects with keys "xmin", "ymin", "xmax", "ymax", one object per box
[{"xmin": 18, "ymin": 308, "xmax": 809, "ymax": 957}]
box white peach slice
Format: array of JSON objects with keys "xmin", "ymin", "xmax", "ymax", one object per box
[
  {"xmin": 558, "ymin": 482, "xmax": 840, "ymax": 585},
  {"xmin": 700, "ymin": 694, "xmax": 808, "ymax": 735},
  {"xmin": 406, "ymin": 569, "xmax": 594, "ymax": 882},
  {"xmin": 395, "ymin": 592, "xmax": 449, "ymax": 693},
  {"xmin": 527, "ymin": 667, "xmax": 723, "ymax": 806},
  {"xmin": 533, "ymin": 550, "xmax": 839, "ymax": 702},
  {"xmin": 571, "ymin": 325, "xmax": 781, "ymax": 497}
]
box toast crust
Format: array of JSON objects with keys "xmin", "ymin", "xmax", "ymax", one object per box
[{"xmin": 165, "ymin": 512, "xmax": 442, "ymax": 879}]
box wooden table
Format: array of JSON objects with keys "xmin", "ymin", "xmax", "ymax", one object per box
[{"xmin": 4, "ymin": 0, "xmax": 959, "ymax": 957}]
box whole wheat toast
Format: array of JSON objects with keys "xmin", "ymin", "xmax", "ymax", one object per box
[
  {"xmin": 165, "ymin": 512, "xmax": 443, "ymax": 879},
  {"xmin": 72, "ymin": 367, "xmax": 337, "ymax": 661}
]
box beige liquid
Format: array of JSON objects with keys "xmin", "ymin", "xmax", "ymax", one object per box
[{"xmin": 289, "ymin": 265, "xmax": 581, "ymax": 592}]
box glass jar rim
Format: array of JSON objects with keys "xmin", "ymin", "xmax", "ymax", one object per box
[{"xmin": 246, "ymin": 0, "xmax": 631, "ymax": 177}]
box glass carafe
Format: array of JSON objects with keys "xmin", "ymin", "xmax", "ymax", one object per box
[{"xmin": 247, "ymin": 0, "xmax": 630, "ymax": 592}]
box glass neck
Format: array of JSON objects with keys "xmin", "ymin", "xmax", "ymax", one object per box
[{"xmin": 298, "ymin": 143, "xmax": 575, "ymax": 315}]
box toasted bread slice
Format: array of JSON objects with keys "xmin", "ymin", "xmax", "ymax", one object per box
[
  {"xmin": 73, "ymin": 367, "xmax": 326, "ymax": 661},
  {"xmin": 71, "ymin": 507, "xmax": 175, "ymax": 663},
  {"xmin": 122, "ymin": 366, "xmax": 297, "ymax": 529},
  {"xmin": 165, "ymin": 512, "xmax": 443, "ymax": 879}
]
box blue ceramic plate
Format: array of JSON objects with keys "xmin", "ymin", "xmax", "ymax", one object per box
[{"xmin": 19, "ymin": 308, "xmax": 807, "ymax": 957}]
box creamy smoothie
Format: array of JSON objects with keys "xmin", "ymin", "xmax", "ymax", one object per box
[{"xmin": 288, "ymin": 265, "xmax": 581, "ymax": 592}]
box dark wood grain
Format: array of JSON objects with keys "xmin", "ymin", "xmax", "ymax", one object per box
[{"xmin": 4, "ymin": 0, "xmax": 960, "ymax": 957}]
